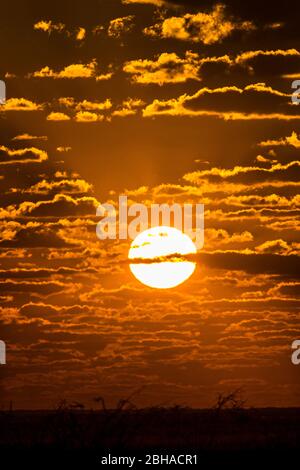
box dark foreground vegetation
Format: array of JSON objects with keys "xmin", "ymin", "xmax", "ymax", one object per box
[{"xmin": 0, "ymin": 398, "xmax": 299, "ymax": 468}]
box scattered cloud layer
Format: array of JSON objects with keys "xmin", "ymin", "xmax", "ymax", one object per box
[
  {"xmin": 108, "ymin": 15, "xmax": 135, "ymax": 38},
  {"xmin": 1, "ymin": 0, "xmax": 299, "ymax": 410},
  {"xmin": 258, "ymin": 131, "xmax": 300, "ymax": 148},
  {"xmin": 31, "ymin": 60, "xmax": 112, "ymax": 80}
]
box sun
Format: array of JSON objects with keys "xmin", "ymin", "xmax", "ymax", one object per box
[{"xmin": 128, "ymin": 226, "xmax": 197, "ymax": 289}]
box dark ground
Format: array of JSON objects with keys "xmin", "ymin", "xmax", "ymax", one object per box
[{"xmin": 0, "ymin": 407, "xmax": 299, "ymax": 468}]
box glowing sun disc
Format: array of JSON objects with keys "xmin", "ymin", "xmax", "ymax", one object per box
[{"xmin": 128, "ymin": 226, "xmax": 196, "ymax": 289}]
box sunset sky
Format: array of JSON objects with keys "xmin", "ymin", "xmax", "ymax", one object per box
[{"xmin": 0, "ymin": 0, "xmax": 300, "ymax": 409}]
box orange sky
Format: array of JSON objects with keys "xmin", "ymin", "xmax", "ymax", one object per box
[{"xmin": 0, "ymin": 0, "xmax": 299, "ymax": 409}]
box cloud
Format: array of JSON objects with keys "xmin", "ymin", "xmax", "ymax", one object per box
[
  {"xmin": 58, "ymin": 97, "xmax": 111, "ymax": 110},
  {"xmin": 236, "ymin": 48, "xmax": 300, "ymax": 65},
  {"xmin": 255, "ymin": 155, "xmax": 274, "ymax": 163},
  {"xmin": 144, "ymin": 4, "xmax": 254, "ymax": 45},
  {"xmin": 96, "ymin": 73, "xmax": 113, "ymax": 81},
  {"xmin": 0, "ymin": 267, "xmax": 95, "ymax": 280},
  {"xmin": 0, "ymin": 279, "xmax": 69, "ymax": 295},
  {"xmin": 255, "ymin": 239, "xmax": 291, "ymax": 255},
  {"xmin": 31, "ymin": 60, "xmax": 112, "ymax": 80},
  {"xmin": 235, "ymin": 48, "xmax": 300, "ymax": 77},
  {"xmin": 47, "ymin": 99, "xmax": 112, "ymax": 122},
  {"xmin": 12, "ymin": 134, "xmax": 48, "ymax": 141},
  {"xmin": 112, "ymin": 107, "xmax": 135, "ymax": 117},
  {"xmin": 282, "ymin": 72, "xmax": 300, "ymax": 79},
  {"xmin": 0, "ymin": 146, "xmax": 48, "ymax": 165},
  {"xmin": 268, "ymin": 282, "xmax": 300, "ymax": 298},
  {"xmin": 142, "ymin": 83, "xmax": 297, "ymax": 120},
  {"xmin": 0, "ymin": 220, "xmax": 88, "ymax": 248},
  {"xmin": 24, "ymin": 179, "xmax": 92, "ymax": 194},
  {"xmin": 8, "ymin": 194, "xmax": 99, "ymax": 218},
  {"xmin": 205, "ymin": 228, "xmax": 253, "ymax": 247},
  {"xmin": 1, "ymin": 98, "xmax": 42, "ymax": 111},
  {"xmin": 20, "ymin": 302, "xmax": 94, "ymax": 319},
  {"xmin": 75, "ymin": 111, "xmax": 105, "ymax": 122},
  {"xmin": 124, "ymin": 52, "xmax": 201, "ymax": 84},
  {"xmin": 76, "ymin": 27, "xmax": 86, "ymax": 41},
  {"xmin": 112, "ymin": 98, "xmax": 145, "ymax": 117},
  {"xmin": 183, "ymin": 160, "xmax": 300, "ymax": 184},
  {"xmin": 4, "ymin": 72, "xmax": 16, "ymax": 79},
  {"xmin": 108, "ymin": 15, "xmax": 135, "ymax": 38},
  {"xmin": 75, "ymin": 99, "xmax": 112, "ymax": 111},
  {"xmin": 34, "ymin": 20, "xmax": 87, "ymax": 42},
  {"xmin": 198, "ymin": 252, "xmax": 300, "ymax": 278},
  {"xmin": 46, "ymin": 112, "xmax": 71, "ymax": 121},
  {"xmin": 258, "ymin": 131, "xmax": 300, "ymax": 148},
  {"xmin": 33, "ymin": 20, "xmax": 65, "ymax": 34},
  {"xmin": 56, "ymin": 146, "xmax": 72, "ymax": 153},
  {"xmin": 57, "ymin": 97, "xmax": 76, "ymax": 108}
]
